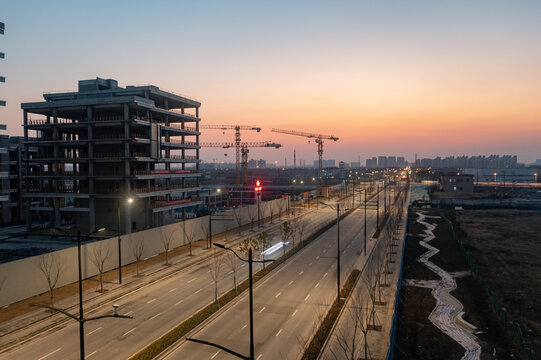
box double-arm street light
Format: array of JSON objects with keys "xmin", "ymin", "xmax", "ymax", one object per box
[
  {"xmin": 35, "ymin": 230, "xmax": 132, "ymax": 360},
  {"xmin": 117, "ymin": 197, "xmax": 134, "ymax": 284},
  {"xmin": 319, "ymin": 201, "xmax": 341, "ymax": 301},
  {"xmin": 187, "ymin": 243, "xmax": 274, "ymax": 360}
]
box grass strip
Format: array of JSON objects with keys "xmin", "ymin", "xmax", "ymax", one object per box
[
  {"xmin": 301, "ymin": 269, "xmax": 361, "ymax": 360},
  {"xmin": 130, "ymin": 212, "xmax": 351, "ymax": 360}
]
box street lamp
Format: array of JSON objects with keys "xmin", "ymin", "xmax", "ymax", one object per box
[
  {"xmin": 35, "ymin": 230, "xmax": 132, "ymax": 360},
  {"xmin": 117, "ymin": 197, "xmax": 134, "ymax": 284},
  {"xmin": 188, "ymin": 243, "xmax": 274, "ymax": 360},
  {"xmin": 535, "ymin": 173, "xmax": 538, "ymax": 183},
  {"xmin": 319, "ymin": 201, "xmax": 341, "ymax": 301}
]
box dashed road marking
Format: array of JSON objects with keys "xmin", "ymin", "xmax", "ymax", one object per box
[
  {"xmin": 38, "ymin": 348, "xmax": 61, "ymax": 360},
  {"xmin": 292, "ymin": 309, "xmax": 298, "ymax": 317},
  {"xmin": 149, "ymin": 312, "xmax": 161, "ymax": 321},
  {"xmin": 146, "ymin": 299, "xmax": 156, "ymax": 304},
  {"xmin": 304, "ymin": 294, "xmax": 310, "ymax": 301},
  {"xmin": 174, "ymin": 299, "xmax": 183, "ymax": 306},
  {"xmin": 122, "ymin": 327, "xmax": 136, "ymax": 337},
  {"xmin": 169, "ymin": 288, "xmax": 177, "ymax": 293},
  {"xmin": 257, "ymin": 354, "xmax": 262, "ymax": 360},
  {"xmin": 288, "ymin": 280, "xmax": 294, "ymax": 286},
  {"xmin": 276, "ymin": 329, "xmax": 282, "ymax": 337},
  {"xmin": 195, "ymin": 288, "xmax": 203, "ymax": 294},
  {"xmin": 86, "ymin": 326, "xmax": 102, "ymax": 336},
  {"xmin": 259, "ymin": 307, "xmax": 266, "ymax": 313},
  {"xmin": 323, "ymin": 272, "xmax": 328, "ymax": 278},
  {"xmin": 315, "ymin": 282, "xmax": 320, "ymax": 288},
  {"xmin": 188, "ymin": 278, "xmax": 197, "ymax": 283},
  {"xmin": 86, "ymin": 350, "xmax": 98, "ymax": 358},
  {"xmin": 275, "ymin": 292, "xmax": 281, "ymax": 298},
  {"xmin": 211, "ymin": 349, "xmax": 220, "ymax": 359},
  {"xmin": 299, "ymin": 271, "xmax": 304, "ymax": 275}
]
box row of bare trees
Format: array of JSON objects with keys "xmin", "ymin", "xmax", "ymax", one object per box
[{"xmin": 329, "ymin": 184, "xmax": 408, "ymax": 360}]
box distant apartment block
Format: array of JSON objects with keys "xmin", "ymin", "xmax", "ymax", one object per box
[
  {"xmin": 415, "ymin": 155, "xmax": 520, "ymax": 169},
  {"xmin": 248, "ymin": 159, "xmax": 266, "ymax": 168},
  {"xmin": 366, "ymin": 156, "xmax": 407, "ymax": 168},
  {"xmin": 440, "ymin": 173, "xmax": 474, "ymax": 193},
  {"xmin": 21, "ymin": 78, "xmax": 201, "ymax": 234}
]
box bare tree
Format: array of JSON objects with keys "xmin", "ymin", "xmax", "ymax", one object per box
[
  {"xmin": 232, "ymin": 206, "xmax": 243, "ymax": 235},
  {"xmin": 248, "ymin": 205, "xmax": 257, "ymax": 231},
  {"xmin": 295, "ymin": 218, "xmax": 308, "ymax": 247},
  {"xmin": 200, "ymin": 219, "xmax": 210, "ymax": 249},
  {"xmin": 36, "ymin": 252, "xmax": 65, "ymax": 306},
  {"xmin": 281, "ymin": 220, "xmax": 293, "ymax": 257},
  {"xmin": 260, "ymin": 201, "xmax": 268, "ymax": 227},
  {"xmin": 329, "ymin": 284, "xmax": 372, "ymax": 360},
  {"xmin": 183, "ymin": 224, "xmax": 198, "ymax": 256},
  {"xmin": 224, "ymin": 247, "xmax": 239, "ymax": 292},
  {"xmin": 90, "ymin": 243, "xmax": 111, "ymax": 293},
  {"xmin": 129, "ymin": 234, "xmax": 145, "ymax": 276},
  {"xmin": 257, "ymin": 231, "xmax": 271, "ymax": 270},
  {"xmin": 160, "ymin": 228, "xmax": 177, "ymax": 265},
  {"xmin": 207, "ymin": 248, "xmax": 223, "ymax": 304},
  {"xmin": 269, "ymin": 203, "xmax": 275, "ymax": 224}
]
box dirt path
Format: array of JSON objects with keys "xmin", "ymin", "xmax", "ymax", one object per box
[{"xmin": 405, "ymin": 212, "xmax": 481, "ymax": 360}]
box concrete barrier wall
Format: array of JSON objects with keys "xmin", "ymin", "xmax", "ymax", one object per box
[{"xmin": 0, "ymin": 198, "xmax": 288, "ymax": 307}]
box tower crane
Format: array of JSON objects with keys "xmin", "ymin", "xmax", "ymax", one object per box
[
  {"xmin": 200, "ymin": 141, "xmax": 282, "ymax": 186},
  {"xmin": 271, "ymin": 128, "xmax": 338, "ymax": 186},
  {"xmin": 199, "ymin": 125, "xmax": 261, "ymax": 187}
]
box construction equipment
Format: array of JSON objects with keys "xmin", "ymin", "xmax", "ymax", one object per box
[
  {"xmin": 201, "ymin": 141, "xmax": 282, "ymax": 186},
  {"xmin": 271, "ymin": 128, "xmax": 338, "ymax": 186},
  {"xmin": 200, "ymin": 125, "xmax": 261, "ymax": 187}
]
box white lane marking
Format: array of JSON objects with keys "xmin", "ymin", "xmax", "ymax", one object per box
[
  {"xmin": 257, "ymin": 355, "xmax": 262, "ymax": 360},
  {"xmin": 211, "ymin": 349, "xmax": 221, "ymax": 359},
  {"xmin": 174, "ymin": 299, "xmax": 184, "ymax": 306},
  {"xmin": 122, "ymin": 327, "xmax": 137, "ymax": 337},
  {"xmin": 86, "ymin": 326, "xmax": 102, "ymax": 336},
  {"xmin": 169, "ymin": 288, "xmax": 178, "ymax": 293},
  {"xmin": 125, "ymin": 311, "xmax": 133, "ymax": 316},
  {"xmin": 195, "ymin": 288, "xmax": 203, "ymax": 294},
  {"xmin": 188, "ymin": 278, "xmax": 197, "ymax": 283},
  {"xmin": 323, "ymin": 272, "xmax": 328, "ymax": 278},
  {"xmin": 304, "ymin": 294, "xmax": 310, "ymax": 301},
  {"xmin": 259, "ymin": 306, "xmax": 266, "ymax": 313},
  {"xmin": 275, "ymin": 292, "xmax": 281, "ymax": 298},
  {"xmin": 149, "ymin": 312, "xmax": 161, "ymax": 321},
  {"xmin": 299, "ymin": 271, "xmax": 304, "ymax": 275},
  {"xmin": 315, "ymin": 282, "xmax": 320, "ymax": 288},
  {"xmin": 308, "ymin": 262, "xmax": 313, "ymax": 266},
  {"xmin": 242, "ymin": 324, "xmax": 247, "ymax": 330},
  {"xmin": 316, "ymin": 255, "xmax": 320, "ymax": 260},
  {"xmin": 86, "ymin": 350, "xmax": 98, "ymax": 358},
  {"xmin": 227, "ymin": 271, "xmax": 234, "ymax": 275},
  {"xmin": 146, "ymin": 298, "xmax": 156, "ymax": 304},
  {"xmin": 288, "ymin": 280, "xmax": 294, "ymax": 286},
  {"xmin": 292, "ymin": 309, "xmax": 298, "ymax": 317},
  {"xmin": 276, "ymin": 329, "xmax": 282, "ymax": 337},
  {"xmin": 38, "ymin": 348, "xmax": 61, "ymax": 360}
]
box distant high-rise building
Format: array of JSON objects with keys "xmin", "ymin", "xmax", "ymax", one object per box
[
  {"xmin": 366, "ymin": 157, "xmax": 377, "ymax": 168},
  {"xmin": 350, "ymin": 161, "xmax": 361, "ymax": 168},
  {"xmin": 22, "ymin": 77, "xmax": 201, "ymax": 233},
  {"xmin": 377, "ymin": 156, "xmax": 387, "ymax": 168},
  {"xmin": 314, "ymin": 159, "xmax": 336, "ymax": 168}
]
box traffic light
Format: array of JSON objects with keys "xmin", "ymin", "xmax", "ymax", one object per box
[{"xmin": 254, "ymin": 180, "xmax": 262, "ymax": 192}]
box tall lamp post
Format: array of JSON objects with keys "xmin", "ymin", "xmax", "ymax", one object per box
[
  {"xmin": 319, "ymin": 201, "xmax": 341, "ymax": 301},
  {"xmin": 255, "ymin": 180, "xmax": 262, "ymax": 227},
  {"xmin": 36, "ymin": 230, "xmax": 132, "ymax": 360},
  {"xmin": 188, "ymin": 243, "xmax": 273, "ymax": 360},
  {"xmin": 117, "ymin": 197, "xmax": 133, "ymax": 284}
]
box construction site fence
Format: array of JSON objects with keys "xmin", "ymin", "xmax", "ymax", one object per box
[
  {"xmin": 439, "ymin": 209, "xmax": 537, "ymax": 360},
  {"xmin": 385, "ymin": 205, "xmax": 410, "ymax": 360}
]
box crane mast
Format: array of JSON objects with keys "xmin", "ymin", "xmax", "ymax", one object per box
[{"xmin": 271, "ymin": 128, "xmax": 338, "ymax": 186}]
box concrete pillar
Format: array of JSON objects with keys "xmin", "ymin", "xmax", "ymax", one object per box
[
  {"xmin": 23, "ymin": 110, "xmax": 32, "ymax": 230},
  {"xmin": 87, "ymin": 106, "xmax": 95, "ymax": 233},
  {"xmin": 123, "ymin": 104, "xmax": 131, "ymax": 234}
]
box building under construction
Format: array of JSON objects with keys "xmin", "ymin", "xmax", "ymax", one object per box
[{"xmin": 21, "ymin": 78, "xmax": 201, "ymax": 234}]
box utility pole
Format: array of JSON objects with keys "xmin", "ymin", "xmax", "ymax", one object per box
[
  {"xmin": 376, "ymin": 184, "xmax": 380, "ymax": 231},
  {"xmin": 364, "ymin": 189, "xmax": 367, "ymax": 256},
  {"xmin": 336, "ymin": 204, "xmax": 340, "ymax": 302}
]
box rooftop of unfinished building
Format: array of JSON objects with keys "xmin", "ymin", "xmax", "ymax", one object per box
[{"xmin": 30, "ymin": 77, "xmax": 200, "ymax": 108}]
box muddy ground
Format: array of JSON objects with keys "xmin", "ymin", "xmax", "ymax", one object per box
[
  {"xmin": 452, "ymin": 209, "xmax": 541, "ymax": 355},
  {"xmin": 394, "ymin": 208, "xmax": 515, "ymax": 359}
]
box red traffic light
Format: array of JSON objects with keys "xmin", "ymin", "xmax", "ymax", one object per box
[{"xmin": 254, "ymin": 180, "xmax": 262, "ymax": 192}]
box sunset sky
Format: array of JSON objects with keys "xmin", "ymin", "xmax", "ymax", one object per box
[{"xmin": 1, "ymin": 0, "xmax": 540, "ymax": 164}]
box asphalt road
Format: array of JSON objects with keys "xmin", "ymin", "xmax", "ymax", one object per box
[
  {"xmin": 158, "ymin": 190, "xmax": 385, "ymax": 360},
  {"xmin": 0, "ymin": 200, "xmax": 345, "ymax": 360}
]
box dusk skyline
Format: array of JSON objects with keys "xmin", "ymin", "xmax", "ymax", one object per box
[{"xmin": 1, "ymin": 0, "xmax": 540, "ymax": 163}]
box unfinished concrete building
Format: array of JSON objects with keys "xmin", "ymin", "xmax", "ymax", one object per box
[{"xmin": 22, "ymin": 78, "xmax": 201, "ymax": 234}]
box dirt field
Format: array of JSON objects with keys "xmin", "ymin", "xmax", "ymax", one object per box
[
  {"xmin": 395, "ymin": 208, "xmax": 515, "ymax": 359},
  {"xmin": 452, "ymin": 209, "xmax": 541, "ymax": 355}
]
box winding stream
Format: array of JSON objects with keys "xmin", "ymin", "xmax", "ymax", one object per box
[{"xmin": 405, "ymin": 212, "xmax": 481, "ymax": 360}]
